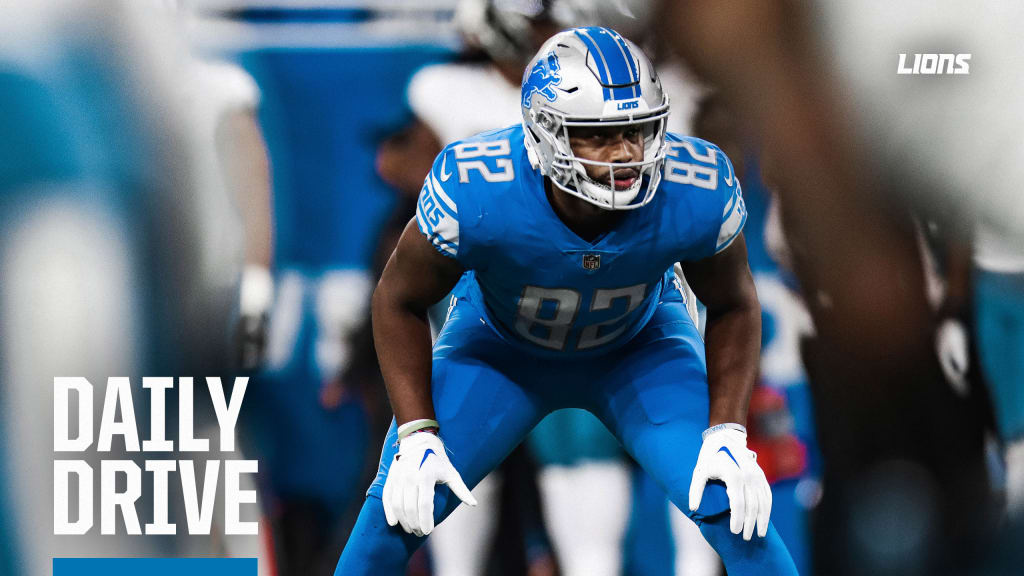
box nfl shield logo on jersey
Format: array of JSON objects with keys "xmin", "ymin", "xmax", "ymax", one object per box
[{"xmin": 582, "ymin": 254, "xmax": 601, "ymax": 270}]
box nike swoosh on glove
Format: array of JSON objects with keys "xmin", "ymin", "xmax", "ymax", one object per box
[
  {"xmin": 689, "ymin": 426, "xmax": 772, "ymax": 541},
  {"xmin": 382, "ymin": 431, "xmax": 477, "ymax": 537}
]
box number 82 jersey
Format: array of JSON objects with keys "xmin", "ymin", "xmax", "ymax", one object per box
[{"xmin": 416, "ymin": 124, "xmax": 745, "ymax": 358}]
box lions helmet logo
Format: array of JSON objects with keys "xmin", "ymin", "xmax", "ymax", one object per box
[{"xmin": 522, "ymin": 52, "xmax": 562, "ymax": 109}]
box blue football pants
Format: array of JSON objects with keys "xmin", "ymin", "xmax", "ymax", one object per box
[{"xmin": 335, "ymin": 296, "xmax": 797, "ymax": 575}]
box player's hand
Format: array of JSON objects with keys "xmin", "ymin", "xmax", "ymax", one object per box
[
  {"xmin": 936, "ymin": 318, "xmax": 969, "ymax": 396},
  {"xmin": 236, "ymin": 265, "xmax": 273, "ymax": 371},
  {"xmin": 382, "ymin": 431, "xmax": 477, "ymax": 537},
  {"xmin": 688, "ymin": 425, "xmax": 772, "ymax": 541}
]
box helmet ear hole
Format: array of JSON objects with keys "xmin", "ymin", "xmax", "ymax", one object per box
[{"xmin": 537, "ymin": 111, "xmax": 559, "ymax": 132}]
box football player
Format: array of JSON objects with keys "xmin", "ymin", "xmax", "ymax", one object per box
[
  {"xmin": 378, "ymin": 2, "xmax": 642, "ymax": 573},
  {"xmin": 335, "ymin": 27, "xmax": 797, "ymax": 576}
]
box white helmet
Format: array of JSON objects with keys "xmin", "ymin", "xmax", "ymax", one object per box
[
  {"xmin": 456, "ymin": 0, "xmax": 586, "ymax": 65},
  {"xmin": 521, "ymin": 26, "xmax": 670, "ymax": 210}
]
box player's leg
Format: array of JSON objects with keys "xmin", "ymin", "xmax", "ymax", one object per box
[
  {"xmin": 427, "ymin": 470, "xmax": 502, "ymax": 576},
  {"xmin": 669, "ymin": 503, "xmax": 721, "ymax": 576},
  {"xmin": 528, "ymin": 409, "xmax": 630, "ymax": 576},
  {"xmin": 531, "ymin": 418, "xmax": 630, "ymax": 576},
  {"xmin": 335, "ymin": 301, "xmax": 547, "ymax": 575},
  {"xmin": 584, "ymin": 301, "xmax": 798, "ymax": 576},
  {"xmin": 537, "ymin": 460, "xmax": 630, "ymax": 576},
  {"xmin": 336, "ymin": 371, "xmax": 537, "ymax": 576}
]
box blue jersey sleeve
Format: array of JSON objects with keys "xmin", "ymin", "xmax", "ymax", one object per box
[
  {"xmin": 663, "ymin": 136, "xmax": 747, "ymax": 259},
  {"xmin": 415, "ymin": 129, "xmax": 524, "ymax": 269},
  {"xmin": 415, "ymin": 146, "xmax": 466, "ymax": 262}
]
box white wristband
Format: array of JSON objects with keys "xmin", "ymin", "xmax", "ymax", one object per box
[
  {"xmin": 397, "ymin": 419, "xmax": 439, "ymax": 441},
  {"xmin": 702, "ymin": 422, "xmax": 747, "ymax": 440}
]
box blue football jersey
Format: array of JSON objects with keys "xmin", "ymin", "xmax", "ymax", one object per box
[{"xmin": 416, "ymin": 124, "xmax": 746, "ymax": 357}]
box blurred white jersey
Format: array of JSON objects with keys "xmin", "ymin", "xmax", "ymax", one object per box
[
  {"xmin": 407, "ymin": 62, "xmax": 523, "ymax": 145},
  {"xmin": 659, "ymin": 58, "xmax": 704, "ymax": 136},
  {"xmin": 976, "ymin": 224, "xmax": 1024, "ymax": 273}
]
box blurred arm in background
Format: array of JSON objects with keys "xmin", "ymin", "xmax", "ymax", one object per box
[
  {"xmin": 376, "ymin": 119, "xmax": 442, "ymax": 201},
  {"xmin": 219, "ymin": 107, "xmax": 274, "ymax": 270},
  {"xmin": 660, "ymin": 0, "xmax": 933, "ymax": 366},
  {"xmin": 216, "ymin": 96, "xmax": 274, "ymax": 372}
]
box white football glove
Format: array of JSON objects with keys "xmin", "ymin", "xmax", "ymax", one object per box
[
  {"xmin": 382, "ymin": 432, "xmax": 477, "ymax": 537},
  {"xmin": 688, "ymin": 425, "xmax": 772, "ymax": 541},
  {"xmin": 936, "ymin": 318, "xmax": 969, "ymax": 396}
]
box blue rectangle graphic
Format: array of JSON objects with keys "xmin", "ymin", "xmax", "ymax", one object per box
[{"xmin": 54, "ymin": 558, "xmax": 257, "ymax": 576}]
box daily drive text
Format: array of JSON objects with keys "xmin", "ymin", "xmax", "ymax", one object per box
[{"xmin": 53, "ymin": 377, "xmax": 257, "ymax": 536}]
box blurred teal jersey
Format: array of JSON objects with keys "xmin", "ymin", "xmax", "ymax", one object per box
[{"xmin": 415, "ymin": 124, "xmax": 746, "ymax": 357}]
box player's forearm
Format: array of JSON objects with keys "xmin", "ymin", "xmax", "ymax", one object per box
[
  {"xmin": 704, "ymin": 301, "xmax": 761, "ymax": 427},
  {"xmin": 371, "ymin": 284, "xmax": 437, "ymax": 425}
]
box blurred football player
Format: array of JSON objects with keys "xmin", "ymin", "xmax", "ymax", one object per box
[
  {"xmin": 659, "ymin": 1, "xmax": 1017, "ymax": 573},
  {"xmin": 335, "ymin": 27, "xmax": 797, "ymax": 576},
  {"xmin": 0, "ymin": 1, "xmax": 271, "ymax": 573}
]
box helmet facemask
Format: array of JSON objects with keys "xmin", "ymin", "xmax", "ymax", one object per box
[{"xmin": 528, "ymin": 103, "xmax": 670, "ymax": 210}]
